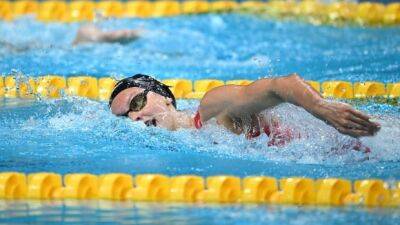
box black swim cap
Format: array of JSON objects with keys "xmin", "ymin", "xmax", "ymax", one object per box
[{"xmin": 108, "ymin": 74, "xmax": 176, "ymax": 108}]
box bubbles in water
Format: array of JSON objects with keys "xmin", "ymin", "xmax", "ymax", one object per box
[
  {"xmin": 210, "ymin": 16, "xmax": 226, "ymax": 30},
  {"xmin": 1, "ymin": 96, "xmax": 399, "ymax": 166},
  {"xmin": 252, "ymin": 55, "xmax": 270, "ymax": 68}
]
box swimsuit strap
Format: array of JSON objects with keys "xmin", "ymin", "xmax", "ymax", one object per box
[
  {"xmin": 246, "ymin": 129, "xmax": 261, "ymax": 139},
  {"xmin": 247, "ymin": 116, "xmax": 297, "ymax": 147},
  {"xmin": 194, "ymin": 111, "xmax": 202, "ymax": 129}
]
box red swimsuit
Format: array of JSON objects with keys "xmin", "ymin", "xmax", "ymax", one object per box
[
  {"xmin": 193, "ymin": 111, "xmax": 203, "ymax": 129},
  {"xmin": 193, "ymin": 111, "xmax": 370, "ymax": 153},
  {"xmin": 194, "ymin": 111, "xmax": 296, "ymax": 146}
]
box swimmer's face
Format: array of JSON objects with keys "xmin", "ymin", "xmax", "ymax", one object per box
[{"xmin": 110, "ymin": 87, "xmax": 179, "ymax": 130}]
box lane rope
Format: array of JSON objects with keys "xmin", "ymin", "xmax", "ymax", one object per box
[
  {"xmin": 0, "ymin": 76, "xmax": 399, "ymax": 102},
  {"xmin": 0, "ymin": 1, "xmax": 399, "ymax": 26},
  {"xmin": 0, "ymin": 172, "xmax": 398, "ymax": 207}
]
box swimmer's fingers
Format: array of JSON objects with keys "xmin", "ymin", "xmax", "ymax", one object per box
[
  {"xmin": 349, "ymin": 114, "xmax": 380, "ymax": 134},
  {"xmin": 343, "ymin": 119, "xmax": 366, "ymax": 131},
  {"xmin": 349, "ymin": 110, "xmax": 381, "ymax": 134},
  {"xmin": 330, "ymin": 117, "xmax": 369, "ymax": 137},
  {"xmin": 351, "ymin": 109, "xmax": 381, "ymax": 129},
  {"xmin": 350, "ymin": 109, "xmax": 370, "ymax": 121},
  {"xmin": 318, "ymin": 101, "xmax": 380, "ymax": 137},
  {"xmin": 336, "ymin": 126, "xmax": 370, "ymax": 138}
]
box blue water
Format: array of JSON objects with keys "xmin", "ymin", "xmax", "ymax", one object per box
[
  {"xmin": 0, "ymin": 14, "xmax": 399, "ymax": 225},
  {"xmin": 1, "ymin": 14, "xmax": 400, "ymax": 82},
  {"xmin": 0, "ymin": 200, "xmax": 399, "ymax": 225}
]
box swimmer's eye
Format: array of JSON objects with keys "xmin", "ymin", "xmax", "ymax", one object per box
[
  {"xmin": 121, "ymin": 89, "xmax": 149, "ymax": 117},
  {"xmin": 130, "ymin": 96, "xmax": 146, "ymax": 111}
]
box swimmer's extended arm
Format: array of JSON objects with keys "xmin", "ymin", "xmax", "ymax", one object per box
[
  {"xmin": 99, "ymin": 30, "xmax": 142, "ymax": 43},
  {"xmin": 73, "ymin": 25, "xmax": 142, "ymax": 45},
  {"xmin": 199, "ymin": 74, "xmax": 380, "ymax": 137}
]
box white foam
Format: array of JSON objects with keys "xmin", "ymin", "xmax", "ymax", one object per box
[{"xmin": 15, "ymin": 97, "xmax": 400, "ymax": 165}]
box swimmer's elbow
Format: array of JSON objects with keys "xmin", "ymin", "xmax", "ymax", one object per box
[
  {"xmin": 273, "ymin": 73, "xmax": 300, "ymax": 83},
  {"xmin": 287, "ymin": 73, "xmax": 301, "ymax": 80},
  {"xmin": 270, "ymin": 73, "xmax": 302, "ymax": 92},
  {"xmin": 244, "ymin": 78, "xmax": 275, "ymax": 99}
]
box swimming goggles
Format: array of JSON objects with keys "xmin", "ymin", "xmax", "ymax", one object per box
[{"xmin": 121, "ymin": 89, "xmax": 150, "ymax": 117}]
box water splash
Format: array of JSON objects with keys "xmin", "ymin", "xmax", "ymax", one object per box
[
  {"xmin": 1, "ymin": 15, "xmax": 399, "ymax": 81},
  {"xmin": 3, "ymin": 96, "xmax": 397, "ymax": 165}
]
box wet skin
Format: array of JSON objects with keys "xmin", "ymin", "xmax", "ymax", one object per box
[{"xmin": 110, "ymin": 74, "xmax": 381, "ymax": 138}]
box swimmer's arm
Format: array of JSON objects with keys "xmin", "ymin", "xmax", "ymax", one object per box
[
  {"xmin": 199, "ymin": 74, "xmax": 380, "ymax": 137},
  {"xmin": 199, "ymin": 74, "xmax": 305, "ymax": 121},
  {"xmin": 72, "ymin": 25, "xmax": 102, "ymax": 45},
  {"xmin": 267, "ymin": 74, "xmax": 380, "ymax": 137},
  {"xmin": 99, "ymin": 30, "xmax": 142, "ymax": 43},
  {"xmin": 73, "ymin": 25, "xmax": 142, "ymax": 45}
]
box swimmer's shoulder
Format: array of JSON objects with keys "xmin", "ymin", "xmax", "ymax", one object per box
[{"xmin": 73, "ymin": 24, "xmax": 103, "ymax": 45}]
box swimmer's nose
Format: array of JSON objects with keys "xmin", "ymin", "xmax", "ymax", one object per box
[
  {"xmin": 128, "ymin": 111, "xmax": 145, "ymax": 122},
  {"xmin": 128, "ymin": 112, "xmax": 155, "ymax": 125}
]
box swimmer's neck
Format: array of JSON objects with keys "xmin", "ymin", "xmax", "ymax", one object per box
[{"xmin": 170, "ymin": 110, "xmax": 195, "ymax": 130}]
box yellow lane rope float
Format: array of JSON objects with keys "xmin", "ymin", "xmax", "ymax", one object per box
[
  {"xmin": 0, "ymin": 172, "xmax": 399, "ymax": 207},
  {"xmin": 240, "ymin": 1, "xmax": 400, "ymax": 26},
  {"xmin": 0, "ymin": 0, "xmax": 399, "ymax": 26},
  {"xmin": 0, "ymin": 76, "xmax": 399, "ymax": 103}
]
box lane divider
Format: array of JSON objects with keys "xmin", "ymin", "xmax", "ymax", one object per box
[
  {"xmin": 0, "ymin": 0, "xmax": 399, "ymax": 26},
  {"xmin": 0, "ymin": 76, "xmax": 399, "ymax": 103},
  {"xmin": 240, "ymin": 1, "xmax": 400, "ymax": 26},
  {"xmin": 0, "ymin": 172, "xmax": 398, "ymax": 207}
]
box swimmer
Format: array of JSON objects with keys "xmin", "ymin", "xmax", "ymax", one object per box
[
  {"xmin": 109, "ymin": 74, "xmax": 380, "ymax": 149},
  {"xmin": 72, "ymin": 24, "xmax": 142, "ymax": 45},
  {"xmin": 0, "ymin": 24, "xmax": 142, "ymax": 54}
]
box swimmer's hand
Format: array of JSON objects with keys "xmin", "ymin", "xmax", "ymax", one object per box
[{"xmin": 317, "ymin": 101, "xmax": 381, "ymax": 138}]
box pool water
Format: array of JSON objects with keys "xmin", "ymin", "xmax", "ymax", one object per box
[
  {"xmin": 0, "ymin": 200, "xmax": 399, "ymax": 225},
  {"xmin": 0, "ymin": 14, "xmax": 399, "ymax": 225},
  {"xmin": 0, "ymin": 14, "xmax": 399, "ymax": 82}
]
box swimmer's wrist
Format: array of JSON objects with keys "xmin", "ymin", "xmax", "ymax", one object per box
[{"xmin": 311, "ymin": 99, "xmax": 328, "ymax": 117}]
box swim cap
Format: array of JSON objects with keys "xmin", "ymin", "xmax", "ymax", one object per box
[{"xmin": 109, "ymin": 74, "xmax": 176, "ymax": 108}]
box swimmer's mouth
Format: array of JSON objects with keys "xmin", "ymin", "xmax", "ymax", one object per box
[{"xmin": 144, "ymin": 119, "xmax": 157, "ymax": 127}]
